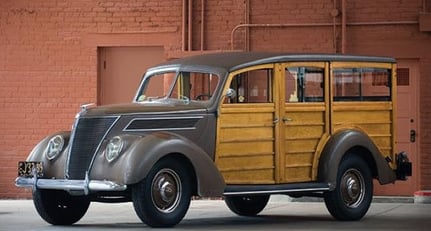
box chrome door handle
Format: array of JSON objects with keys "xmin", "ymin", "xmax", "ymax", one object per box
[
  {"xmin": 273, "ymin": 118, "xmax": 279, "ymax": 124},
  {"xmin": 283, "ymin": 117, "xmax": 293, "ymax": 122}
]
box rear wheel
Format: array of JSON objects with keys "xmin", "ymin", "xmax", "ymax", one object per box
[
  {"xmin": 324, "ymin": 154, "xmax": 373, "ymax": 221},
  {"xmin": 132, "ymin": 157, "xmax": 192, "ymax": 227},
  {"xmin": 33, "ymin": 189, "xmax": 90, "ymax": 225},
  {"xmin": 225, "ymin": 195, "xmax": 269, "ymax": 216}
]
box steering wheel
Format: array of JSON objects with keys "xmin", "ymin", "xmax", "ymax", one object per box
[{"xmin": 195, "ymin": 94, "xmax": 211, "ymax": 100}]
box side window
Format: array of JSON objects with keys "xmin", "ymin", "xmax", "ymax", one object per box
[
  {"xmin": 226, "ymin": 68, "xmax": 273, "ymax": 103},
  {"xmin": 333, "ymin": 68, "xmax": 391, "ymax": 101},
  {"xmin": 286, "ymin": 67, "xmax": 324, "ymax": 102}
]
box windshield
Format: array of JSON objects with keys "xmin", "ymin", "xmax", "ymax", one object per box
[{"xmin": 136, "ymin": 71, "xmax": 220, "ymax": 104}]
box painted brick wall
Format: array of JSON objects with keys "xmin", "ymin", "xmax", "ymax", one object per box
[
  {"xmin": 420, "ymin": 58, "xmax": 431, "ymax": 190},
  {"xmin": 0, "ymin": 0, "xmax": 184, "ymax": 198},
  {"xmin": 1, "ymin": 0, "xmax": 430, "ymax": 198}
]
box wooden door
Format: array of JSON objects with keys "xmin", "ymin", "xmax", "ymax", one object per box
[
  {"xmin": 215, "ymin": 64, "xmax": 281, "ymax": 184},
  {"xmin": 374, "ymin": 60, "xmax": 419, "ymax": 196},
  {"xmin": 281, "ymin": 62, "xmax": 329, "ymax": 183}
]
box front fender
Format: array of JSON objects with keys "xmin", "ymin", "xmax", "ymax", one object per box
[
  {"xmin": 26, "ymin": 131, "xmax": 70, "ymax": 179},
  {"xmin": 90, "ymin": 132, "xmax": 225, "ymax": 197},
  {"xmin": 318, "ymin": 129, "xmax": 396, "ymax": 189}
]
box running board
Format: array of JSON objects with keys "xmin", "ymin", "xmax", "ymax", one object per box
[{"xmin": 223, "ymin": 182, "xmax": 331, "ymax": 196}]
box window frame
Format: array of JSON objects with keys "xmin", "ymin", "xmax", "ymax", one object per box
[{"xmin": 331, "ymin": 62, "xmax": 393, "ymax": 102}]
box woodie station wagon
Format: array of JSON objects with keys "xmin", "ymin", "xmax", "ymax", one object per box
[{"xmin": 16, "ymin": 52, "xmax": 412, "ymax": 227}]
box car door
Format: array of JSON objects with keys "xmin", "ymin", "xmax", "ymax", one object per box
[
  {"xmin": 215, "ymin": 64, "xmax": 283, "ymax": 184},
  {"xmin": 279, "ymin": 62, "xmax": 330, "ymax": 183}
]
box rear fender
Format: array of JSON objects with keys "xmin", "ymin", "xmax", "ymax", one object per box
[{"xmin": 317, "ymin": 129, "xmax": 396, "ymax": 189}]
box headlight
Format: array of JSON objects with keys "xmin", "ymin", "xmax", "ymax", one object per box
[
  {"xmin": 105, "ymin": 136, "xmax": 124, "ymax": 162},
  {"xmin": 45, "ymin": 135, "xmax": 65, "ymax": 160}
]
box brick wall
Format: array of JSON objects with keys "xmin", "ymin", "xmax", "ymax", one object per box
[
  {"xmin": 1, "ymin": 0, "xmax": 430, "ymax": 198},
  {"xmin": 420, "ymin": 58, "xmax": 431, "ymax": 190},
  {"xmin": 0, "ymin": 0, "xmax": 184, "ymax": 198}
]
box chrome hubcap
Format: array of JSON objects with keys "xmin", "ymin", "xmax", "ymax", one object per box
[
  {"xmin": 151, "ymin": 168, "xmax": 181, "ymax": 213},
  {"xmin": 340, "ymin": 168, "xmax": 365, "ymax": 208}
]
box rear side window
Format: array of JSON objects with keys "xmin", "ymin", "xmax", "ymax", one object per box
[{"xmin": 333, "ymin": 68, "xmax": 391, "ymax": 101}]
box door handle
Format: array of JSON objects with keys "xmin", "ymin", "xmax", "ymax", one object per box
[
  {"xmin": 410, "ymin": 129, "xmax": 416, "ymax": 143},
  {"xmin": 283, "ymin": 117, "xmax": 293, "ymax": 122}
]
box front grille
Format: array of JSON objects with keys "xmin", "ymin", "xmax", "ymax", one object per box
[{"xmin": 67, "ymin": 117, "xmax": 117, "ymax": 179}]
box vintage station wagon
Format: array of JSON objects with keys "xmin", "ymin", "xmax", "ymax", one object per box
[{"xmin": 16, "ymin": 52, "xmax": 411, "ymax": 227}]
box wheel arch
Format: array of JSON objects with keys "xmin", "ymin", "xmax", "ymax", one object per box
[
  {"xmin": 317, "ymin": 129, "xmax": 396, "ymax": 189},
  {"xmin": 114, "ymin": 132, "xmax": 225, "ymax": 197},
  {"xmin": 156, "ymin": 153, "xmax": 198, "ymax": 196}
]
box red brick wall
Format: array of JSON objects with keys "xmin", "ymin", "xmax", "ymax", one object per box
[
  {"xmin": 0, "ymin": 0, "xmax": 184, "ymax": 198},
  {"xmin": 420, "ymin": 58, "xmax": 431, "ymax": 190},
  {"xmin": 1, "ymin": 0, "xmax": 430, "ymax": 198}
]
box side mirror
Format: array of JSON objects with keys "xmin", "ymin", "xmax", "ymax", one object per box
[{"xmin": 226, "ymin": 88, "xmax": 236, "ymax": 99}]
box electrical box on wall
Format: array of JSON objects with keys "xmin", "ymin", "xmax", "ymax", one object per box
[{"xmin": 419, "ymin": 13, "xmax": 431, "ymax": 32}]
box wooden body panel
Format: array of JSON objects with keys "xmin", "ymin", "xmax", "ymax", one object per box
[
  {"xmin": 216, "ymin": 104, "xmax": 276, "ymax": 184},
  {"xmin": 332, "ymin": 102, "xmax": 394, "ymax": 161},
  {"xmin": 282, "ymin": 103, "xmax": 326, "ymax": 182},
  {"xmin": 215, "ymin": 59, "xmax": 397, "ymax": 186}
]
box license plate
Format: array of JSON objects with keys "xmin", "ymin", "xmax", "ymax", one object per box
[{"xmin": 18, "ymin": 161, "xmax": 43, "ymax": 177}]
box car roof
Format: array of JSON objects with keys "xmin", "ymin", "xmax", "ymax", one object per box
[{"xmin": 148, "ymin": 52, "xmax": 396, "ymax": 73}]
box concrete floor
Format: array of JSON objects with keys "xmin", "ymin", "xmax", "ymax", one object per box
[{"xmin": 0, "ymin": 197, "xmax": 430, "ymax": 231}]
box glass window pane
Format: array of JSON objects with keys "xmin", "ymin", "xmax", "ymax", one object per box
[
  {"xmin": 170, "ymin": 72, "xmax": 220, "ymax": 101},
  {"xmin": 227, "ymin": 68, "xmax": 273, "ymax": 103},
  {"xmin": 333, "ymin": 68, "xmax": 391, "ymax": 101},
  {"xmin": 286, "ymin": 67, "xmax": 324, "ymax": 102}
]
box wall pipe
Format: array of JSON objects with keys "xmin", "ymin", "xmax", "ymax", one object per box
[
  {"xmin": 341, "ymin": 0, "xmax": 347, "ymax": 53},
  {"xmin": 332, "ymin": 0, "xmax": 338, "ymax": 53},
  {"xmin": 200, "ymin": 0, "xmax": 205, "ymax": 51},
  {"xmin": 182, "ymin": 0, "xmax": 187, "ymax": 51},
  {"xmin": 244, "ymin": 0, "xmax": 250, "ymax": 51},
  {"xmin": 188, "ymin": 0, "xmax": 193, "ymax": 51},
  {"xmin": 230, "ymin": 21, "xmax": 419, "ymax": 51}
]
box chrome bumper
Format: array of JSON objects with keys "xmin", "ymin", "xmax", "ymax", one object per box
[{"xmin": 15, "ymin": 176, "xmax": 127, "ymax": 195}]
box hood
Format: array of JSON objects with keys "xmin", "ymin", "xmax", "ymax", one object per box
[{"xmin": 81, "ymin": 101, "xmax": 208, "ymax": 117}]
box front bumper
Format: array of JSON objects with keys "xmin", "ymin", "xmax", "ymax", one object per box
[{"xmin": 15, "ymin": 174, "xmax": 127, "ymax": 195}]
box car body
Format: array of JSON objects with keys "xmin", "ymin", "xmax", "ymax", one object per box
[{"xmin": 16, "ymin": 52, "xmax": 412, "ymax": 227}]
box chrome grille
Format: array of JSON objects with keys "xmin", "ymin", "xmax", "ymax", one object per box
[{"xmin": 67, "ymin": 117, "xmax": 117, "ymax": 179}]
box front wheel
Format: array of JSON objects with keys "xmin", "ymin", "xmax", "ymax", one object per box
[
  {"xmin": 324, "ymin": 154, "xmax": 373, "ymax": 221},
  {"xmin": 132, "ymin": 157, "xmax": 192, "ymax": 227},
  {"xmin": 225, "ymin": 195, "xmax": 270, "ymax": 216},
  {"xmin": 33, "ymin": 189, "xmax": 90, "ymax": 225}
]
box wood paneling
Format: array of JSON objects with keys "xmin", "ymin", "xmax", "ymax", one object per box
[{"xmin": 216, "ymin": 104, "xmax": 276, "ymax": 184}]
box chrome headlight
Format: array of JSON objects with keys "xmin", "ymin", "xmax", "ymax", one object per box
[
  {"xmin": 105, "ymin": 136, "xmax": 124, "ymax": 162},
  {"xmin": 45, "ymin": 135, "xmax": 65, "ymax": 160}
]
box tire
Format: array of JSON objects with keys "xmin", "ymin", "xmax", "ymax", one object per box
[
  {"xmin": 33, "ymin": 189, "xmax": 90, "ymax": 225},
  {"xmin": 225, "ymin": 195, "xmax": 270, "ymax": 216},
  {"xmin": 132, "ymin": 157, "xmax": 192, "ymax": 227},
  {"xmin": 324, "ymin": 154, "xmax": 373, "ymax": 221}
]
